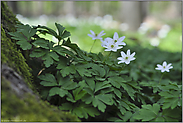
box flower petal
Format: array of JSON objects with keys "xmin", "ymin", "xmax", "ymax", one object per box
[
  {"xmin": 118, "ymin": 60, "xmax": 124, "ymax": 64},
  {"xmin": 165, "ymin": 69, "xmax": 170, "ymax": 72},
  {"xmin": 161, "ymin": 69, "xmax": 165, "ymax": 72},
  {"xmin": 99, "ymin": 30, "xmax": 105, "ymax": 36},
  {"xmin": 130, "ymin": 57, "xmax": 136, "ymax": 61},
  {"xmin": 117, "ymin": 57, "xmax": 123, "ymax": 60},
  {"xmin": 127, "ymin": 49, "xmax": 130, "ymax": 56},
  {"xmin": 162, "ymin": 61, "xmax": 167, "ymax": 66},
  {"xmin": 125, "ymin": 60, "xmax": 130, "ymax": 64},
  {"xmin": 130, "ymin": 52, "xmax": 136, "ymax": 57},
  {"xmin": 120, "ymin": 51, "xmax": 126, "ymax": 58},
  {"xmin": 167, "ymin": 63, "xmax": 173, "ymax": 68},
  {"xmin": 113, "ymin": 32, "xmax": 119, "ymax": 40},
  {"xmin": 90, "ymin": 30, "xmax": 95, "ymax": 35},
  {"xmin": 118, "ymin": 36, "xmax": 125, "ymax": 41}
]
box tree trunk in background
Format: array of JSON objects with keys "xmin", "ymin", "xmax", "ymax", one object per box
[
  {"xmin": 63, "ymin": 1, "xmax": 75, "ymax": 16},
  {"xmin": 1, "ymin": 2, "xmax": 80, "ymax": 122},
  {"xmin": 166, "ymin": 1, "xmax": 182, "ymax": 19},
  {"xmin": 90, "ymin": 1, "xmax": 100, "ymax": 16},
  {"xmin": 33, "ymin": 1, "xmax": 43, "ymax": 16},
  {"xmin": 7, "ymin": 1, "xmax": 18, "ymax": 14},
  {"xmin": 120, "ymin": 1, "xmax": 148, "ymax": 32}
]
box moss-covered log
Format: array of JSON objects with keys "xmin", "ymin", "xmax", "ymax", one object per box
[{"xmin": 1, "ymin": 1, "xmax": 80, "ymax": 122}]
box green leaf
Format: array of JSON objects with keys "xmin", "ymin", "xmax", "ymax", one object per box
[
  {"xmin": 118, "ymin": 111, "xmax": 132, "ymax": 122},
  {"xmin": 91, "ymin": 64, "xmax": 106, "ymax": 77},
  {"xmin": 81, "ymin": 94, "xmax": 93, "ymax": 104},
  {"xmin": 133, "ymin": 104, "xmax": 160, "ymax": 121},
  {"xmin": 49, "ymin": 87, "xmax": 68, "ymax": 97},
  {"xmin": 76, "ymin": 64, "xmax": 92, "ymax": 77},
  {"xmin": 119, "ymin": 106, "xmax": 126, "ymax": 115},
  {"xmin": 92, "ymin": 98, "xmax": 106, "ymax": 112},
  {"xmin": 29, "ymin": 48, "xmax": 48, "ymax": 57},
  {"xmin": 38, "ymin": 73, "xmax": 57, "ymax": 83},
  {"xmin": 62, "ymin": 30, "xmax": 71, "ymax": 39},
  {"xmin": 72, "ymin": 103, "xmax": 100, "ymax": 119},
  {"xmin": 63, "ymin": 38, "xmax": 81, "ymax": 53},
  {"xmin": 121, "ymin": 83, "xmax": 135, "ymax": 100},
  {"xmin": 55, "ymin": 23, "xmax": 65, "ymax": 37},
  {"xmin": 41, "ymin": 52, "xmax": 59, "ymax": 67},
  {"xmin": 108, "ymin": 77, "xmax": 121, "ymax": 88},
  {"xmin": 62, "ymin": 80, "xmax": 78, "ymax": 90},
  {"xmin": 162, "ymin": 101, "xmax": 174, "ymax": 109},
  {"xmin": 17, "ymin": 24, "xmax": 37, "ymax": 40},
  {"xmin": 9, "ymin": 31, "xmax": 26, "ymax": 40},
  {"xmin": 38, "ymin": 73, "xmax": 58, "ymax": 86},
  {"xmin": 60, "ymin": 65, "xmax": 76, "ymax": 77},
  {"xmin": 159, "ymin": 90, "xmax": 181, "ymax": 109},
  {"xmin": 118, "ymin": 100, "xmax": 131, "ymax": 111},
  {"xmin": 73, "ymin": 87, "xmax": 87, "ymax": 101},
  {"xmin": 16, "ymin": 40, "xmax": 32, "ymax": 50},
  {"xmin": 84, "ymin": 106, "xmax": 100, "ymax": 117},
  {"xmin": 95, "ymin": 76, "xmax": 106, "ymax": 81},
  {"xmin": 113, "ymin": 88, "xmax": 122, "ymax": 99},
  {"xmin": 84, "ymin": 88, "xmax": 94, "ymax": 96},
  {"xmin": 98, "ymin": 52, "xmax": 104, "ymax": 61},
  {"xmin": 59, "ymin": 103, "xmax": 73, "ymax": 111},
  {"xmin": 155, "ymin": 116, "xmax": 165, "ymax": 122},
  {"xmin": 56, "ymin": 57, "xmax": 68, "ymax": 69},
  {"xmin": 107, "ymin": 117, "xmax": 121, "ymax": 122},
  {"xmin": 95, "ymin": 94, "xmax": 113, "ymax": 105},
  {"xmin": 94, "ymin": 81, "xmax": 111, "ymax": 93},
  {"xmin": 162, "ymin": 107, "xmax": 182, "ymax": 121},
  {"xmin": 84, "ymin": 77, "xmax": 95, "ymax": 91},
  {"xmin": 66, "ymin": 92, "xmax": 76, "ymax": 103},
  {"xmin": 130, "ymin": 68, "xmax": 139, "ymax": 81},
  {"xmin": 36, "ymin": 25, "xmax": 57, "ymax": 37},
  {"xmin": 52, "ymin": 45, "xmax": 75, "ymax": 57},
  {"xmin": 32, "ymin": 38, "xmax": 49, "ymax": 49}
]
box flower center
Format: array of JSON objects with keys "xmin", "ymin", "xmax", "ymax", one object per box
[
  {"xmin": 125, "ymin": 57, "xmax": 128, "ymax": 60},
  {"xmin": 114, "ymin": 40, "xmax": 117, "ymax": 43},
  {"xmin": 111, "ymin": 45, "xmax": 114, "ymax": 48},
  {"xmin": 163, "ymin": 66, "xmax": 166, "ymax": 69},
  {"xmin": 95, "ymin": 34, "xmax": 98, "ymax": 36}
]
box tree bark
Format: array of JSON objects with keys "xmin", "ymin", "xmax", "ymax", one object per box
[
  {"xmin": 120, "ymin": 1, "xmax": 148, "ymax": 32},
  {"xmin": 1, "ymin": 1, "xmax": 80, "ymax": 122}
]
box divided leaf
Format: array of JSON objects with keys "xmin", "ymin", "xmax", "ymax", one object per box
[
  {"xmin": 133, "ymin": 103, "xmax": 160, "ymax": 121},
  {"xmin": 38, "ymin": 73, "xmax": 58, "ymax": 86},
  {"xmin": 49, "ymin": 87, "xmax": 68, "ymax": 97},
  {"xmin": 60, "ymin": 65, "xmax": 76, "ymax": 77},
  {"xmin": 32, "ymin": 38, "xmax": 49, "ymax": 49},
  {"xmin": 41, "ymin": 51, "xmax": 59, "ymax": 67}
]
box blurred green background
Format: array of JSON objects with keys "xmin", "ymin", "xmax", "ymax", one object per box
[{"xmin": 7, "ymin": 1, "xmax": 182, "ymax": 53}]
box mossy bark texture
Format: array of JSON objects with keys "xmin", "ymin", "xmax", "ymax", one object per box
[{"xmin": 1, "ymin": 2, "xmax": 80, "ymax": 122}]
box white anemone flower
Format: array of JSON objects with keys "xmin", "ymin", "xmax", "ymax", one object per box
[
  {"xmin": 117, "ymin": 49, "xmax": 136, "ymax": 64},
  {"xmin": 102, "ymin": 38, "xmax": 123, "ymax": 52},
  {"xmin": 113, "ymin": 32, "xmax": 126, "ymax": 46},
  {"xmin": 101, "ymin": 37, "xmax": 111, "ymax": 47},
  {"xmin": 155, "ymin": 61, "xmax": 173, "ymax": 72},
  {"xmin": 88, "ymin": 30, "xmax": 106, "ymax": 40}
]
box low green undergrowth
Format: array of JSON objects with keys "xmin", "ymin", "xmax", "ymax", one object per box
[{"xmin": 9, "ymin": 22, "xmax": 182, "ymax": 122}]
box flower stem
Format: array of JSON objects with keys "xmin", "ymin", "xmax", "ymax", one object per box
[
  {"xmin": 159, "ymin": 73, "xmax": 165, "ymax": 84},
  {"xmin": 121, "ymin": 64, "xmax": 127, "ymax": 70},
  {"xmin": 90, "ymin": 39, "xmax": 96, "ymax": 53},
  {"xmin": 103, "ymin": 51, "xmax": 112, "ymax": 63}
]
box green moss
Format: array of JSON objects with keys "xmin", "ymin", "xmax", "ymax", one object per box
[
  {"xmin": 1, "ymin": 1, "xmax": 33, "ymax": 89},
  {"xmin": 1, "ymin": 2, "xmax": 19, "ymax": 35},
  {"xmin": 1, "ymin": 77, "xmax": 80, "ymax": 122},
  {"xmin": 1, "ymin": 26, "xmax": 33, "ymax": 90},
  {"xmin": 1, "ymin": 2, "xmax": 80, "ymax": 122}
]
